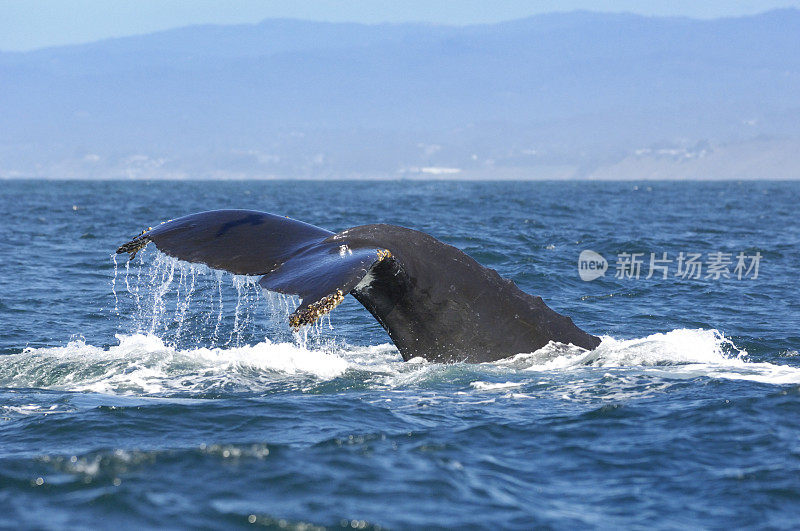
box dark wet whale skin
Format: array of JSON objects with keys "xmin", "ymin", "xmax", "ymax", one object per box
[
  {"xmin": 339, "ymin": 224, "xmax": 600, "ymax": 362},
  {"xmin": 118, "ymin": 210, "xmax": 600, "ymax": 363}
]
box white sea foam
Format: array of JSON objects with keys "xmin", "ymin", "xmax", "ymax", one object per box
[
  {"xmin": 0, "ymin": 334, "xmax": 392, "ymax": 395},
  {"xmin": 471, "ymin": 381, "xmax": 524, "ymax": 391},
  {"xmin": 1, "ymin": 329, "xmax": 797, "ymax": 397},
  {"xmin": 499, "ymin": 328, "xmax": 800, "ymax": 385},
  {"xmin": 498, "ymin": 328, "xmax": 743, "ymax": 369}
]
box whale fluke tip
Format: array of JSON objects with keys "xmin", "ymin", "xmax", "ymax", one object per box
[{"xmin": 116, "ymin": 233, "xmax": 150, "ymax": 261}]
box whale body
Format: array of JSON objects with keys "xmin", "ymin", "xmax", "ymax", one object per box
[{"xmin": 117, "ymin": 210, "xmax": 600, "ymax": 363}]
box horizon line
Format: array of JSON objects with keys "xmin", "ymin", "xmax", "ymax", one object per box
[{"xmin": 2, "ymin": 7, "xmax": 797, "ymax": 54}]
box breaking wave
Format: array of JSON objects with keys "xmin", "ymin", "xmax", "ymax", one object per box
[{"xmin": 1, "ymin": 328, "xmax": 798, "ymax": 399}]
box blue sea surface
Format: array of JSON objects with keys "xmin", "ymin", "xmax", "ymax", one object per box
[{"xmin": 1, "ymin": 180, "xmax": 799, "ymax": 529}]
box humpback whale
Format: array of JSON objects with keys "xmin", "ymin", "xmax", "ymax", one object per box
[{"xmin": 117, "ymin": 210, "xmax": 600, "ymax": 363}]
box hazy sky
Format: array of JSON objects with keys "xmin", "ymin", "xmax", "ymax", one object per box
[{"xmin": 2, "ymin": 0, "xmax": 799, "ymax": 51}]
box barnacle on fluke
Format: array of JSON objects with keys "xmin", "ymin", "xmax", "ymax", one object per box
[
  {"xmin": 116, "ymin": 232, "xmax": 151, "ymax": 260},
  {"xmin": 289, "ymin": 290, "xmax": 345, "ymax": 330},
  {"xmin": 116, "ymin": 220, "xmax": 174, "ymax": 260}
]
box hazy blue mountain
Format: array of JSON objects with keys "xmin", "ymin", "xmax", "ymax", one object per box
[{"xmin": 2, "ymin": 10, "xmax": 799, "ymax": 179}]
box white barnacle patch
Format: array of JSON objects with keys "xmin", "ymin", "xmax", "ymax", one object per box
[
  {"xmin": 339, "ymin": 244, "xmax": 350, "ymax": 257},
  {"xmin": 289, "ymin": 289, "xmax": 345, "ymax": 330}
]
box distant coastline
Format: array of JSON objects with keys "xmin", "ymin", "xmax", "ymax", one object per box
[{"xmin": 2, "ymin": 10, "xmax": 799, "ymax": 181}]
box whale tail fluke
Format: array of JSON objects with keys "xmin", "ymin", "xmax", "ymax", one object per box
[
  {"xmin": 117, "ymin": 210, "xmax": 333, "ymax": 275},
  {"xmin": 116, "ymin": 210, "xmax": 391, "ymax": 330},
  {"xmin": 117, "ymin": 209, "xmax": 600, "ymax": 362},
  {"xmin": 257, "ymin": 244, "xmax": 391, "ymax": 329}
]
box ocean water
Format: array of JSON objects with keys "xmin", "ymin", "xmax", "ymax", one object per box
[{"xmin": 1, "ymin": 179, "xmax": 799, "ymax": 529}]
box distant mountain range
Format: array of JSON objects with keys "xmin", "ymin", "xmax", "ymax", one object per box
[{"xmin": 2, "ymin": 10, "xmax": 799, "ymax": 179}]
